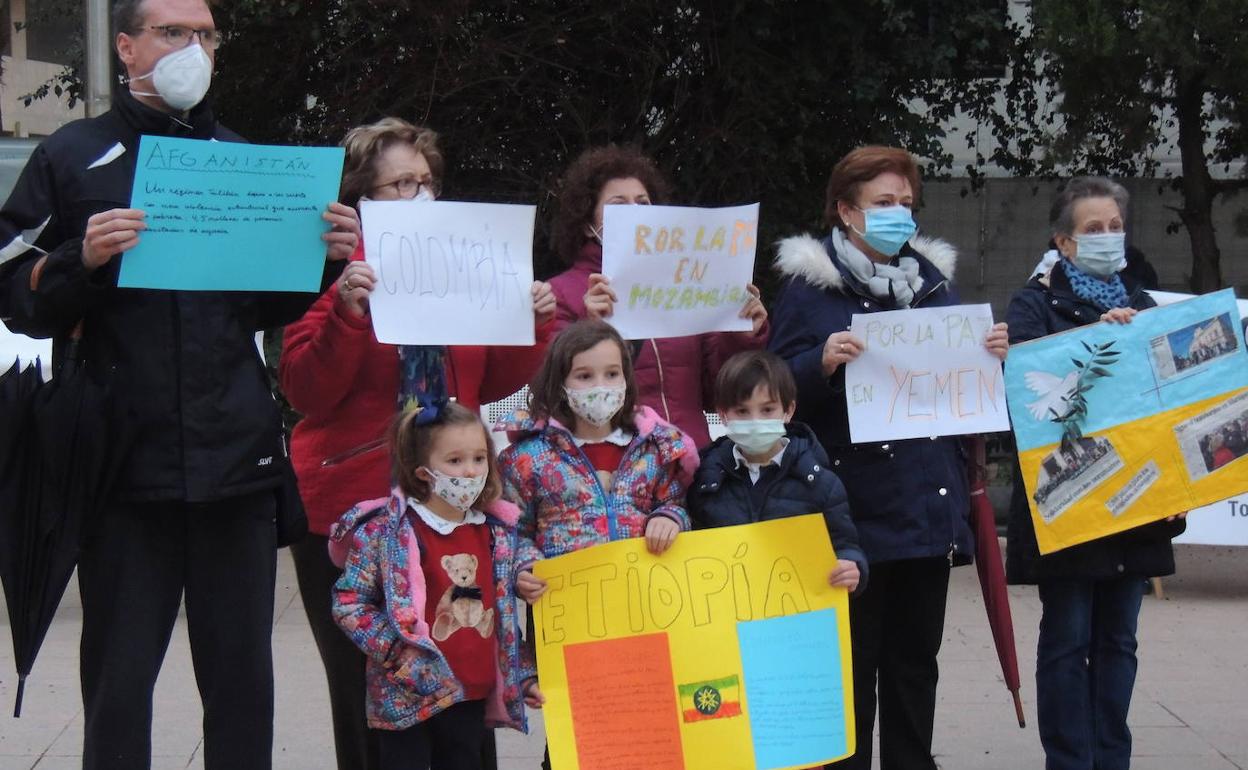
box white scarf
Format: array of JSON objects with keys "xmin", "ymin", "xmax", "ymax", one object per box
[{"xmin": 831, "ymin": 228, "xmax": 923, "ymax": 308}]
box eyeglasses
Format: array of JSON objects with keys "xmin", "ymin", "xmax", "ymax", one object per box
[
  {"xmin": 144, "ymin": 25, "xmax": 226, "ymax": 50},
  {"xmin": 371, "ymin": 176, "xmax": 434, "ymax": 200}
]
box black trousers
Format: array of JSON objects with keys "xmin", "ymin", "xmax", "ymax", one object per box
[
  {"xmin": 833, "ymin": 557, "xmax": 951, "ymax": 770},
  {"xmin": 78, "ymin": 491, "xmax": 278, "ymax": 770},
  {"xmin": 290, "ymin": 533, "xmax": 382, "ymax": 770},
  {"xmin": 376, "ymin": 700, "xmax": 486, "ymax": 770}
]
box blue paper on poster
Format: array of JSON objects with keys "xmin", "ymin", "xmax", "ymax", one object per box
[
  {"xmin": 738, "ymin": 609, "xmax": 847, "ymax": 769},
  {"xmin": 118, "ymin": 135, "xmax": 345, "ymax": 292},
  {"xmin": 1006, "ymin": 288, "xmax": 1248, "ymax": 452}
]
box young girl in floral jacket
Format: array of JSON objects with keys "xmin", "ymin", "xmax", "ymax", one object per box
[
  {"xmin": 330, "ymin": 400, "xmax": 542, "ymax": 770},
  {"xmin": 498, "ymin": 320, "xmax": 700, "ymax": 604}
]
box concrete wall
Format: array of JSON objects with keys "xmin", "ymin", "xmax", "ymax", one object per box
[
  {"xmin": 922, "ymin": 178, "xmax": 1248, "ymax": 319},
  {"xmin": 1, "ymin": 56, "xmax": 84, "ymax": 137}
]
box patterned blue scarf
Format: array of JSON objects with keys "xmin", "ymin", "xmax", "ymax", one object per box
[
  {"xmin": 397, "ymin": 345, "xmax": 448, "ymax": 414},
  {"xmin": 1060, "ymin": 259, "xmax": 1129, "ymax": 311}
]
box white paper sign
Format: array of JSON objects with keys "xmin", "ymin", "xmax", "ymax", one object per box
[
  {"xmin": 0, "ymin": 319, "xmax": 51, "ymax": 379},
  {"xmin": 601, "ymin": 203, "xmax": 758, "ymax": 339},
  {"xmin": 1148, "ymin": 289, "xmax": 1248, "ymax": 319},
  {"xmin": 360, "ymin": 200, "xmax": 536, "ymax": 346},
  {"xmin": 845, "ymin": 304, "xmax": 1009, "ymax": 442},
  {"xmin": 1174, "ymin": 496, "xmax": 1248, "ymax": 546}
]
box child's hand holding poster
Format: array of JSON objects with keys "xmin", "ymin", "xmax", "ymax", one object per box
[
  {"xmin": 845, "ymin": 304, "xmax": 1009, "ymax": 443},
  {"xmin": 1005, "ymin": 288, "xmax": 1248, "ymax": 554},
  {"xmin": 532, "ymin": 514, "xmax": 854, "ymax": 770},
  {"xmin": 601, "ymin": 204, "xmax": 759, "ymax": 340}
]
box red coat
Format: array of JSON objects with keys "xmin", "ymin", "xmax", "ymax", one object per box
[
  {"xmin": 548, "ymin": 242, "xmax": 769, "ymax": 448},
  {"xmin": 281, "ymin": 251, "xmax": 553, "ymax": 535}
]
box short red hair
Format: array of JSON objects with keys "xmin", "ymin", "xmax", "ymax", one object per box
[{"xmin": 824, "ymin": 146, "xmax": 922, "ymax": 230}]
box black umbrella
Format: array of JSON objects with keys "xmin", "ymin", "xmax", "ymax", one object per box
[{"xmin": 0, "ymin": 342, "xmax": 133, "ymax": 717}]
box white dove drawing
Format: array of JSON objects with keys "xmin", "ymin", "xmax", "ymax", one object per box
[{"xmin": 1023, "ymin": 369, "xmax": 1080, "ymax": 421}]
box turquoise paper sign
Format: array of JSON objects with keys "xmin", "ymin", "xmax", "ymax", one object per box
[
  {"xmin": 118, "ymin": 135, "xmax": 345, "ymax": 292},
  {"xmin": 737, "ymin": 608, "xmax": 847, "ymax": 768}
]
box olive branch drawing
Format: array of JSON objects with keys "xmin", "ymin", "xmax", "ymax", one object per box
[{"xmin": 1049, "ymin": 339, "xmax": 1121, "ymax": 443}]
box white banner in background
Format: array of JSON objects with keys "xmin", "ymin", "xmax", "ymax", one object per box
[
  {"xmin": 1175, "ymin": 496, "xmax": 1248, "ymax": 546},
  {"xmin": 0, "ymin": 320, "xmax": 51, "ymax": 379}
]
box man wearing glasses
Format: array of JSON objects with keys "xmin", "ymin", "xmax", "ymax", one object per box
[{"xmin": 0, "ymin": 1, "xmax": 360, "ymax": 768}]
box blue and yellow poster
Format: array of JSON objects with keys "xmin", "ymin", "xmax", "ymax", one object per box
[{"xmin": 1005, "ymin": 289, "xmax": 1248, "ymax": 553}]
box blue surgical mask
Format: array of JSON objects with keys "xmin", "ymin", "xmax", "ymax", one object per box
[
  {"xmin": 851, "ymin": 205, "xmax": 917, "ymax": 258},
  {"xmin": 725, "ymin": 419, "xmax": 787, "ymax": 456},
  {"xmin": 1073, "ymin": 233, "xmax": 1126, "ymax": 277}
]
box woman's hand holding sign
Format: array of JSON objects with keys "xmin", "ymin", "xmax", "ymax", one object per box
[
  {"xmin": 322, "ymin": 202, "xmax": 361, "ymax": 262},
  {"xmin": 337, "ymin": 261, "xmax": 376, "ymax": 319},
  {"xmin": 584, "ymin": 273, "xmax": 618, "ymax": 319},
  {"xmin": 821, "ymin": 331, "xmax": 865, "ymax": 376}
]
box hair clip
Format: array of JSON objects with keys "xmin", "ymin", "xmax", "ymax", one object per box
[{"xmin": 403, "ymin": 393, "xmax": 455, "ymax": 426}]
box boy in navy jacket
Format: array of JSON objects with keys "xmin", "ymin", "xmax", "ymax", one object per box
[{"xmin": 689, "ymin": 351, "xmax": 867, "ymax": 593}]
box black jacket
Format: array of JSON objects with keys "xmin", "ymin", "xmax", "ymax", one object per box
[
  {"xmin": 688, "ymin": 422, "xmax": 868, "ymax": 591},
  {"xmin": 0, "ymin": 91, "xmax": 324, "ymax": 502},
  {"xmin": 767, "ymin": 233, "xmax": 974, "ymax": 566},
  {"xmin": 1004, "ymin": 262, "xmax": 1184, "ymax": 584}
]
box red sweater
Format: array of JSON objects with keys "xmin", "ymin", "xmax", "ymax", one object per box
[
  {"xmin": 280, "ymin": 248, "xmax": 553, "ymax": 535},
  {"xmin": 411, "ymin": 512, "xmax": 497, "ymax": 701}
]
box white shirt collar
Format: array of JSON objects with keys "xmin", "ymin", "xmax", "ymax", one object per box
[
  {"xmin": 407, "ymin": 499, "xmax": 486, "ymax": 534},
  {"xmin": 732, "ymin": 437, "xmax": 790, "ymax": 483},
  {"xmin": 571, "ymin": 427, "xmax": 634, "ymax": 448}
]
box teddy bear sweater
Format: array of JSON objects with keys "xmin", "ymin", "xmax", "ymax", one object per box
[{"xmin": 411, "ymin": 512, "xmax": 498, "ymax": 700}]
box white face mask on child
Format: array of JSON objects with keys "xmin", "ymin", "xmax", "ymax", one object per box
[
  {"xmin": 564, "ymin": 384, "xmax": 627, "ymax": 427},
  {"xmin": 725, "ymin": 419, "xmax": 787, "ymax": 456},
  {"xmin": 423, "ymin": 468, "xmax": 486, "ymax": 513}
]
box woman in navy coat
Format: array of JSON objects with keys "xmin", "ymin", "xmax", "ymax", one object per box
[
  {"xmin": 768, "ymin": 146, "xmax": 1008, "ymax": 770},
  {"xmin": 1005, "ymin": 177, "xmax": 1184, "ymax": 770}
]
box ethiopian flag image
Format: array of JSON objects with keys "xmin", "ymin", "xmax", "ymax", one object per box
[{"xmin": 678, "ymin": 675, "xmax": 743, "ymax": 723}]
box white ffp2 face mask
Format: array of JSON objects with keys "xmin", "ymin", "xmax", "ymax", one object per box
[{"xmin": 129, "ymin": 43, "xmax": 213, "ymax": 111}]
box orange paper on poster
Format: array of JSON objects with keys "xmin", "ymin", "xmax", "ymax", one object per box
[{"xmin": 563, "ymin": 633, "xmax": 685, "ymax": 770}]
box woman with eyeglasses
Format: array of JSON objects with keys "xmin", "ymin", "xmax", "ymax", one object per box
[
  {"xmin": 548, "ymin": 145, "xmax": 770, "ymax": 448},
  {"xmin": 278, "ymin": 117, "xmax": 556, "ymax": 770},
  {"xmin": 768, "ymin": 145, "xmax": 1008, "ymax": 770}
]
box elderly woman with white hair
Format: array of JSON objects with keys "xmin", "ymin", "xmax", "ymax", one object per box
[{"xmin": 1005, "ymin": 176, "xmax": 1185, "ymax": 770}]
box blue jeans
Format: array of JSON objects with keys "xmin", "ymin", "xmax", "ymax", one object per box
[{"xmin": 1036, "ymin": 576, "xmax": 1146, "ymax": 770}]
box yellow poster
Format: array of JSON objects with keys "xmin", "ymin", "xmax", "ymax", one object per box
[{"xmin": 532, "ymin": 514, "xmax": 854, "ymax": 770}]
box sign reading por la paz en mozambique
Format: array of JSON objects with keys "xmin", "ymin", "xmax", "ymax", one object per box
[{"xmin": 601, "ymin": 203, "xmax": 759, "ymax": 340}]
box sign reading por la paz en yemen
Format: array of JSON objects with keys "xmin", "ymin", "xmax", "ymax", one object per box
[{"xmin": 845, "ymin": 303, "xmax": 1009, "ymax": 443}]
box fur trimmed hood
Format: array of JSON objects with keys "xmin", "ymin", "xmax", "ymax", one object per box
[{"xmin": 774, "ymin": 233, "xmax": 958, "ymax": 293}]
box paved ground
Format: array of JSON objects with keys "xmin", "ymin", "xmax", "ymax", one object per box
[{"xmin": 1, "ymin": 543, "xmax": 1244, "ymax": 770}]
